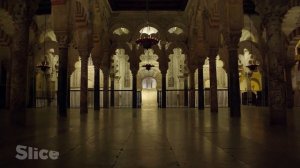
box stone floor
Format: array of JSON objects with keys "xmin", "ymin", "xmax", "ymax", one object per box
[{"xmin": 0, "ymin": 106, "xmax": 300, "ymax": 168}]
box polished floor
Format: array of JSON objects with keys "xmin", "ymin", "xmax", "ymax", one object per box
[{"xmin": 0, "ymin": 106, "xmax": 300, "ymax": 168}]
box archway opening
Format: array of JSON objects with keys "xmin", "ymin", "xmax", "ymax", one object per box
[
  {"xmin": 142, "ymin": 77, "xmax": 157, "ymax": 89},
  {"xmin": 141, "ymin": 77, "xmax": 158, "ymax": 107}
]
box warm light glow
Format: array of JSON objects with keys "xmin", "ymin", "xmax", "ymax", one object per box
[
  {"xmin": 139, "ymin": 26, "xmax": 158, "ymax": 35},
  {"xmin": 113, "ymin": 27, "xmax": 130, "ymax": 36},
  {"xmin": 168, "ymin": 27, "xmax": 183, "ymax": 35}
]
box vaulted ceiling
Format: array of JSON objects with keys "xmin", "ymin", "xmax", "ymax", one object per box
[{"xmin": 108, "ymin": 0, "xmax": 189, "ymax": 11}]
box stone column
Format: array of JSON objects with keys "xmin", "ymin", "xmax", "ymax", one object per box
[
  {"xmin": 6, "ymin": 58, "xmax": 11, "ymax": 108},
  {"xmin": 94, "ymin": 65, "xmax": 100, "ymax": 110},
  {"xmin": 67, "ymin": 74, "xmax": 71, "ymax": 108},
  {"xmin": 0, "ymin": 62, "xmax": 5, "ymax": 108},
  {"xmin": 285, "ymin": 65, "xmax": 294, "ymax": 108},
  {"xmin": 110, "ymin": 74, "xmax": 115, "ymax": 107},
  {"xmin": 161, "ymin": 72, "xmax": 167, "ymax": 108},
  {"xmin": 56, "ymin": 32, "xmax": 69, "ymax": 117},
  {"xmin": 261, "ymin": 71, "xmax": 268, "ymax": 106},
  {"xmin": 27, "ymin": 52, "xmax": 36, "ymax": 108},
  {"xmin": 209, "ymin": 48, "xmax": 218, "ymax": 113},
  {"xmin": 132, "ymin": 71, "xmax": 138, "ymax": 108},
  {"xmin": 228, "ymin": 33, "xmax": 241, "ymax": 117},
  {"xmin": 184, "ymin": 74, "xmax": 189, "ymax": 107},
  {"xmin": 9, "ymin": 1, "xmax": 35, "ymax": 125},
  {"xmin": 264, "ymin": 9, "xmax": 287, "ymax": 125},
  {"xmin": 189, "ymin": 69, "xmax": 196, "ymax": 108},
  {"xmin": 198, "ymin": 60, "xmax": 205, "ymax": 110},
  {"xmin": 103, "ymin": 68, "xmax": 110, "ymax": 108},
  {"xmin": 79, "ymin": 50, "xmax": 89, "ymax": 114}
]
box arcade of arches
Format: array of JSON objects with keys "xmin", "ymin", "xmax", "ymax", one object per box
[
  {"xmin": 1, "ymin": 0, "xmax": 300, "ymax": 167},
  {"xmin": 1, "ymin": 0, "xmax": 298, "ymax": 120}
]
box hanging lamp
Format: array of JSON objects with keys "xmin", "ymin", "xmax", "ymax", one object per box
[{"xmin": 135, "ymin": 0, "xmax": 159, "ymax": 49}]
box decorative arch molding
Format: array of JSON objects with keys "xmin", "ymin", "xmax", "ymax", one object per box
[
  {"xmin": 287, "ymin": 27, "xmax": 300, "ymax": 48},
  {"xmin": 110, "ymin": 42, "xmax": 132, "ymax": 57},
  {"xmin": 75, "ymin": 1, "xmax": 88, "ymax": 29},
  {"xmin": 166, "ymin": 42, "xmax": 188, "ymax": 56}
]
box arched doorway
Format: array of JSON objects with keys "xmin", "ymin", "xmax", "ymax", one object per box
[{"xmin": 141, "ymin": 77, "xmax": 157, "ymax": 107}]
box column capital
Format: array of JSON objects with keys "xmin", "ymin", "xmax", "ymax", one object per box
[
  {"xmin": 198, "ymin": 57, "xmax": 206, "ymax": 67},
  {"xmin": 78, "ymin": 49, "xmax": 90, "ymax": 58},
  {"xmin": 209, "ymin": 47, "xmax": 219, "ymax": 59},
  {"xmin": 55, "ymin": 31, "xmax": 69, "ymax": 49},
  {"xmin": 227, "ymin": 31, "xmax": 242, "ymax": 50}
]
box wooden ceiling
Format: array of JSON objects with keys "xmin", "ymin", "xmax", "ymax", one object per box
[{"xmin": 108, "ymin": 0, "xmax": 189, "ymax": 11}]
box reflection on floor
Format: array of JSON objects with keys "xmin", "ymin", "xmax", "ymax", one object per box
[
  {"xmin": 0, "ymin": 106, "xmax": 300, "ymax": 167},
  {"xmin": 142, "ymin": 89, "xmax": 158, "ymax": 107}
]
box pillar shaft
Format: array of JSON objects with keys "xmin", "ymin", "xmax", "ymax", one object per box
[
  {"xmin": 10, "ymin": 7, "xmax": 31, "ymax": 125},
  {"xmin": 189, "ymin": 70, "xmax": 196, "ymax": 108},
  {"xmin": 67, "ymin": 75, "xmax": 70, "ymax": 108},
  {"xmin": 132, "ymin": 72, "xmax": 137, "ymax": 108},
  {"xmin": 286, "ymin": 67, "xmax": 294, "ymax": 108},
  {"xmin": 161, "ymin": 73, "xmax": 167, "ymax": 108},
  {"xmin": 0, "ymin": 62, "xmax": 7, "ymax": 108},
  {"xmin": 27, "ymin": 57, "xmax": 36, "ymax": 108},
  {"xmin": 110, "ymin": 75, "xmax": 115, "ymax": 107},
  {"xmin": 94, "ymin": 66, "xmax": 100, "ymax": 110},
  {"xmin": 103, "ymin": 71, "xmax": 109, "ymax": 108},
  {"xmin": 57, "ymin": 47, "xmax": 68, "ymax": 117},
  {"xmin": 209, "ymin": 49, "xmax": 218, "ymax": 113},
  {"xmin": 184, "ymin": 76, "xmax": 189, "ymax": 107},
  {"xmin": 6, "ymin": 59, "xmax": 11, "ymax": 108},
  {"xmin": 80, "ymin": 53, "xmax": 88, "ymax": 114},
  {"xmin": 265, "ymin": 15, "xmax": 287, "ymax": 125},
  {"xmin": 228, "ymin": 39, "xmax": 241, "ymax": 117},
  {"xmin": 198, "ymin": 66, "xmax": 205, "ymax": 110}
]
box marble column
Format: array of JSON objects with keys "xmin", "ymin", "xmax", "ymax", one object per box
[
  {"xmin": 103, "ymin": 69, "xmax": 110, "ymax": 108},
  {"xmin": 67, "ymin": 75, "xmax": 71, "ymax": 108},
  {"xmin": 265, "ymin": 13, "xmax": 287, "ymax": 125},
  {"xmin": 161, "ymin": 72, "xmax": 167, "ymax": 108},
  {"xmin": 209, "ymin": 48, "xmax": 218, "ymax": 113},
  {"xmin": 189, "ymin": 69, "xmax": 196, "ymax": 108},
  {"xmin": 132, "ymin": 71, "xmax": 138, "ymax": 108},
  {"xmin": 198, "ymin": 62, "xmax": 205, "ymax": 110},
  {"xmin": 79, "ymin": 50, "xmax": 88, "ymax": 114},
  {"xmin": 184, "ymin": 75, "xmax": 189, "ymax": 107},
  {"xmin": 94, "ymin": 65, "xmax": 100, "ymax": 110},
  {"xmin": 9, "ymin": 1, "xmax": 32, "ymax": 125},
  {"xmin": 110, "ymin": 74, "xmax": 115, "ymax": 107},
  {"xmin": 0, "ymin": 62, "xmax": 5, "ymax": 108},
  {"xmin": 228, "ymin": 33, "xmax": 241, "ymax": 117},
  {"xmin": 27, "ymin": 53, "xmax": 36, "ymax": 108},
  {"xmin": 6, "ymin": 58, "xmax": 11, "ymax": 108},
  {"xmin": 285, "ymin": 66, "xmax": 294, "ymax": 108},
  {"xmin": 56, "ymin": 33, "xmax": 69, "ymax": 118}
]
